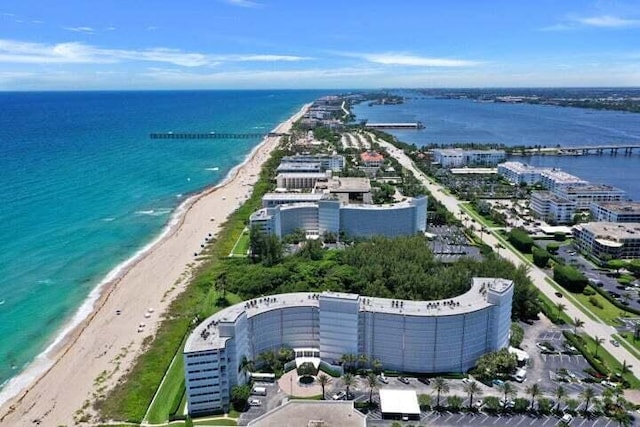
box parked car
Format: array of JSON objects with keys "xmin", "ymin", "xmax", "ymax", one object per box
[
  {"xmin": 417, "ymin": 377, "xmax": 431, "ymax": 385},
  {"xmin": 249, "ymin": 399, "xmax": 262, "ymax": 407},
  {"xmin": 332, "ymin": 391, "xmax": 346, "ymax": 400},
  {"xmin": 461, "ymin": 378, "xmax": 474, "ymax": 385},
  {"xmin": 561, "ymin": 413, "xmax": 574, "ymax": 424},
  {"xmin": 378, "ymin": 374, "xmax": 389, "ymax": 384},
  {"xmin": 473, "ymin": 399, "xmax": 484, "ymax": 409},
  {"xmin": 555, "ymin": 292, "xmax": 563, "ymax": 298},
  {"xmin": 397, "ymin": 376, "xmax": 410, "ymax": 384},
  {"xmin": 611, "ymin": 339, "xmax": 620, "ymax": 347},
  {"xmin": 492, "ymin": 379, "xmax": 504, "ymax": 387},
  {"xmin": 601, "ymin": 380, "xmax": 618, "ymax": 388}
]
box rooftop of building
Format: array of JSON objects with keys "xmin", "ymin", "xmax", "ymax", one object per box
[
  {"xmin": 325, "ymin": 177, "xmax": 371, "ymax": 193},
  {"xmin": 498, "ymin": 161, "xmax": 548, "ymax": 173},
  {"xmin": 435, "ymin": 148, "xmax": 505, "ymax": 155},
  {"xmin": 595, "ymin": 201, "xmax": 640, "ymax": 214},
  {"xmin": 277, "ymin": 172, "xmax": 329, "ymax": 179},
  {"xmin": 277, "ymin": 162, "xmax": 322, "ymax": 171},
  {"xmin": 283, "ymin": 154, "xmax": 344, "ymax": 160},
  {"xmin": 575, "ymin": 222, "xmax": 640, "ymax": 242},
  {"xmin": 531, "ymin": 191, "xmax": 576, "ymax": 205},
  {"xmin": 379, "ymin": 389, "xmax": 420, "ymax": 415},
  {"xmin": 359, "ymin": 151, "xmax": 384, "ymax": 162},
  {"xmin": 263, "ymin": 192, "xmax": 326, "ymax": 201},
  {"xmin": 559, "ymin": 184, "xmax": 625, "ymax": 194},
  {"xmin": 247, "ymin": 400, "xmax": 366, "ymax": 427},
  {"xmin": 184, "ymin": 278, "xmax": 513, "ymax": 353},
  {"xmin": 540, "ymin": 169, "xmax": 587, "ymax": 185},
  {"xmin": 249, "ymin": 208, "xmax": 274, "ymax": 221},
  {"xmin": 339, "ymin": 197, "xmax": 423, "ymax": 210}
]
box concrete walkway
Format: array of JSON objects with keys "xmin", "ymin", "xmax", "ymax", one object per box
[{"xmin": 378, "ymin": 140, "xmax": 640, "ymax": 387}]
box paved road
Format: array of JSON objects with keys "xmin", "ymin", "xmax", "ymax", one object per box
[{"xmin": 379, "ymin": 141, "xmax": 640, "ymax": 384}]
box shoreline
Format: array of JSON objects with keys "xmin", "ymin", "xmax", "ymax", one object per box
[{"xmin": 0, "ymin": 103, "xmax": 310, "ymax": 425}]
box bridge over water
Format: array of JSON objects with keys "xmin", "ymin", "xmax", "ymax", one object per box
[
  {"xmin": 149, "ymin": 132, "xmax": 289, "ymax": 140},
  {"xmin": 523, "ymin": 143, "xmax": 640, "ymax": 155}
]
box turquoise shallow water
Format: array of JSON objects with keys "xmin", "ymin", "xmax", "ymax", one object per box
[{"xmin": 0, "ymin": 90, "xmax": 324, "ymax": 391}]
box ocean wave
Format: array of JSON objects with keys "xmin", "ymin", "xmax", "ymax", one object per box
[
  {"xmin": 205, "ymin": 167, "xmax": 220, "ymax": 171},
  {"xmin": 102, "ymin": 217, "xmax": 116, "ymax": 222},
  {"xmin": 135, "ymin": 208, "xmax": 172, "ymax": 217}
]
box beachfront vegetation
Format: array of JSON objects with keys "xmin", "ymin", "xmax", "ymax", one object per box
[{"xmin": 94, "ymin": 150, "xmax": 287, "ymax": 423}]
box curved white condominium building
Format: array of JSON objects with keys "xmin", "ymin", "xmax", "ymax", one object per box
[
  {"xmin": 183, "ymin": 278, "xmax": 513, "ymax": 415},
  {"xmin": 249, "ymin": 196, "xmax": 428, "ymax": 239}
]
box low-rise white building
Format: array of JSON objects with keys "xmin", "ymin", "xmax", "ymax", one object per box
[
  {"xmin": 530, "ymin": 191, "xmax": 577, "ymax": 224},
  {"xmin": 276, "ymin": 171, "xmax": 330, "ymax": 190},
  {"xmin": 497, "ymin": 161, "xmax": 546, "ymax": 186},
  {"xmin": 555, "ymin": 184, "xmax": 626, "ymax": 210},
  {"xmin": 590, "ymin": 201, "xmax": 640, "ymax": 223},
  {"xmin": 184, "ymin": 278, "xmax": 514, "ymax": 415},
  {"xmin": 434, "ymin": 149, "xmax": 506, "ymax": 168},
  {"xmin": 573, "ymin": 222, "xmax": 640, "ymax": 261},
  {"xmin": 281, "ymin": 154, "xmax": 345, "ymax": 172}
]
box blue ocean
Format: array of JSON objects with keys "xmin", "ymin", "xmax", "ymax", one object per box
[
  {"xmin": 0, "ymin": 90, "xmax": 325, "ymax": 392},
  {"xmin": 353, "ymin": 97, "xmax": 640, "ymax": 200}
]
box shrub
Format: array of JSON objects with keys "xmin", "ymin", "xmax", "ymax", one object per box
[
  {"xmin": 553, "ymin": 232, "xmax": 566, "ymax": 241},
  {"xmin": 532, "ymin": 247, "xmax": 550, "ymax": 268},
  {"xmin": 546, "ymin": 243, "xmax": 560, "ymax": 254},
  {"xmin": 510, "ymin": 323, "xmax": 524, "ymax": 348},
  {"xmin": 508, "ymin": 228, "xmax": 534, "ymax": 253},
  {"xmin": 588, "ymin": 296, "xmax": 603, "ymax": 309},
  {"xmin": 582, "ymin": 287, "xmax": 596, "ymax": 296},
  {"xmin": 553, "ymin": 264, "xmax": 588, "ymax": 293}
]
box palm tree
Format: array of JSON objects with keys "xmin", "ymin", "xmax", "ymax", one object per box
[
  {"xmin": 433, "ymin": 377, "xmax": 450, "ymax": 408},
  {"xmin": 555, "ymin": 385, "xmax": 567, "ymax": 411},
  {"xmin": 340, "ymin": 353, "xmax": 356, "ymax": 373},
  {"xmin": 366, "ymin": 372, "xmax": 378, "ymax": 404},
  {"xmin": 318, "ymin": 374, "xmax": 329, "ymax": 400},
  {"xmin": 357, "ymin": 353, "xmax": 369, "ymax": 370},
  {"xmin": 579, "ymin": 386, "xmax": 596, "ymax": 416},
  {"xmin": 594, "ymin": 336, "xmax": 605, "ymax": 357},
  {"xmin": 497, "ymin": 382, "xmax": 517, "ymax": 413},
  {"xmin": 525, "ymin": 383, "xmax": 541, "ymax": 411},
  {"xmin": 463, "ymin": 380, "xmax": 482, "ymax": 410},
  {"xmin": 556, "ymin": 303, "xmax": 567, "ymax": 319},
  {"xmin": 621, "ymin": 360, "xmax": 630, "ymax": 375},
  {"xmin": 342, "ymin": 373, "xmax": 354, "ymax": 399},
  {"xmin": 611, "ymin": 409, "xmax": 632, "ymax": 427},
  {"xmin": 573, "ymin": 317, "xmax": 585, "ymax": 335},
  {"xmin": 371, "ymin": 358, "xmax": 382, "ymax": 374}
]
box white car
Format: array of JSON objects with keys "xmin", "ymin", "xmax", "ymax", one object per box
[
  {"xmin": 561, "ymin": 413, "xmax": 573, "ymax": 424},
  {"xmin": 249, "ymin": 399, "xmax": 261, "ymax": 407},
  {"xmin": 332, "ymin": 391, "xmax": 346, "ymax": 400},
  {"xmin": 461, "ymin": 378, "xmax": 474, "ymax": 385}
]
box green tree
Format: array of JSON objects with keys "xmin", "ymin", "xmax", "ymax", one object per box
[
  {"xmin": 510, "ymin": 323, "xmax": 524, "ymax": 348},
  {"xmin": 607, "ymin": 259, "xmax": 627, "ymax": 273},
  {"xmin": 447, "ymin": 395, "xmax": 463, "ymax": 412},
  {"xmin": 557, "ymin": 302, "xmax": 567, "ymax": 319},
  {"xmin": 418, "ymin": 393, "xmax": 433, "ymax": 410},
  {"xmin": 433, "ymin": 377, "xmax": 450, "ymax": 408},
  {"xmin": 573, "ymin": 317, "xmax": 585, "ymax": 335},
  {"xmin": 318, "ymin": 374, "xmax": 329, "ymax": 400},
  {"xmin": 565, "ymin": 398, "xmax": 579, "ymax": 413},
  {"xmin": 532, "ymin": 246, "xmax": 551, "ymax": 268},
  {"xmin": 507, "ymin": 228, "xmax": 534, "ymax": 253},
  {"xmin": 230, "ymin": 384, "xmax": 251, "ymax": 411},
  {"xmin": 297, "ymin": 361, "xmax": 316, "ymax": 377},
  {"xmin": 342, "ymin": 373, "xmax": 355, "ymax": 398},
  {"xmin": 497, "ymin": 382, "xmax": 517, "ymax": 413},
  {"xmin": 555, "ymin": 385, "xmax": 567, "ymax": 411},
  {"xmin": 594, "ymin": 336, "xmax": 604, "ymax": 358},
  {"xmin": 537, "ymin": 397, "xmax": 553, "ymax": 414},
  {"xmin": 580, "ymin": 386, "xmax": 596, "ymax": 415},
  {"xmin": 554, "ymin": 265, "xmax": 588, "ymax": 293},
  {"xmin": 366, "ymin": 372, "xmax": 378, "ymax": 404},
  {"xmin": 463, "ymin": 380, "xmax": 482, "ymax": 410},
  {"xmin": 525, "ymin": 383, "xmax": 541, "ymax": 410},
  {"xmin": 483, "ymin": 396, "xmax": 502, "ymax": 413}
]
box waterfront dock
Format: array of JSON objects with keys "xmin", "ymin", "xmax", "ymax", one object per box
[
  {"xmin": 149, "ymin": 132, "xmax": 289, "ymax": 139},
  {"xmin": 365, "ymin": 121, "xmax": 424, "ymax": 130}
]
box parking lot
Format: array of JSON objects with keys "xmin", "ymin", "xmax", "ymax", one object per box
[{"xmin": 367, "ymin": 411, "xmax": 631, "ymax": 426}]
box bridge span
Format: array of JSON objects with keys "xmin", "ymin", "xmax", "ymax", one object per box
[{"xmin": 523, "ymin": 143, "xmax": 640, "ymax": 156}]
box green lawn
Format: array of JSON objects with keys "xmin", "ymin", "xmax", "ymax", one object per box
[
  {"xmin": 538, "ymin": 291, "xmax": 573, "ymax": 325},
  {"xmin": 571, "ymin": 290, "xmax": 627, "ymax": 326},
  {"xmin": 194, "ymin": 419, "xmax": 237, "ymax": 426},
  {"xmin": 615, "ymin": 332, "xmax": 640, "ymax": 358},
  {"xmin": 229, "ymin": 228, "xmax": 250, "ymax": 257},
  {"xmin": 145, "ymin": 346, "xmax": 186, "ymax": 423},
  {"xmin": 459, "ymin": 202, "xmax": 502, "ymax": 229}
]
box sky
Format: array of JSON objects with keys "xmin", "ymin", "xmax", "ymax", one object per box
[{"xmin": 0, "ymin": 0, "xmax": 639, "ymax": 90}]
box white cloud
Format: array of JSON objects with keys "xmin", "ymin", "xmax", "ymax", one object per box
[
  {"xmin": 576, "ymin": 15, "xmax": 640, "ymax": 28},
  {"xmin": 0, "ymin": 39, "xmax": 310, "ymax": 67},
  {"xmin": 542, "ymin": 14, "xmax": 640, "ymax": 31},
  {"xmin": 63, "ymin": 26, "xmax": 95, "ymax": 34},
  {"xmin": 225, "ymin": 0, "xmax": 262, "ymax": 8},
  {"xmin": 337, "ymin": 51, "xmax": 480, "ymax": 67}
]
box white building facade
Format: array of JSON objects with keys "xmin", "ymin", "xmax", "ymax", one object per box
[
  {"xmin": 281, "ymin": 154, "xmax": 345, "ymax": 172},
  {"xmin": 184, "ymin": 278, "xmax": 514, "ymax": 415},
  {"xmin": 434, "ymin": 149, "xmax": 506, "ymax": 168},
  {"xmin": 530, "ymin": 191, "xmax": 577, "ymax": 224},
  {"xmin": 590, "ymin": 202, "xmax": 640, "ymax": 223},
  {"xmin": 249, "ymin": 196, "xmax": 428, "ymax": 239}
]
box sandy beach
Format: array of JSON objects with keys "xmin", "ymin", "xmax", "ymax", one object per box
[{"xmin": 0, "ymin": 104, "xmax": 310, "ymax": 426}]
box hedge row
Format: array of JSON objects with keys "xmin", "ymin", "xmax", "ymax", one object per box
[
  {"xmin": 589, "ymin": 284, "xmax": 640, "ymax": 317},
  {"xmin": 562, "ymin": 331, "xmax": 609, "ymax": 377}
]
